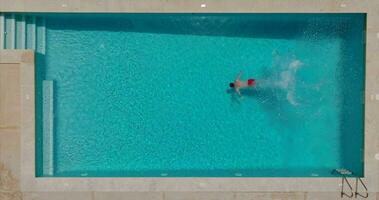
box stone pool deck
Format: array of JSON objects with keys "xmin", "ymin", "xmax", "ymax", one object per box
[{"xmin": 1, "ymin": 0, "xmax": 379, "ymax": 199}]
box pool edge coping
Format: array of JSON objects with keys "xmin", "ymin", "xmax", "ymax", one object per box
[{"xmin": 0, "ymin": 0, "xmax": 377, "ymax": 193}]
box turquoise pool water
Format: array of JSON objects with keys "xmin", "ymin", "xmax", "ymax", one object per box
[{"xmin": 35, "ymin": 14, "xmax": 365, "ymax": 177}]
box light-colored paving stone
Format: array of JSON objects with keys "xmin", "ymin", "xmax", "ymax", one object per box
[
  {"xmin": 0, "ymin": 192, "xmax": 22, "ymax": 200},
  {"xmin": 0, "ymin": 162, "xmax": 22, "ymax": 200},
  {"xmin": 22, "ymin": 192, "xmax": 93, "ymax": 200},
  {"xmin": 0, "ymin": 64, "xmax": 20, "ymax": 129},
  {"xmin": 94, "ymin": 192, "xmax": 163, "ymax": 200},
  {"xmin": 165, "ymin": 192, "xmax": 234, "ymax": 200},
  {"xmin": 0, "ymin": 131, "xmax": 20, "ymax": 180},
  {"xmin": 0, "ymin": 62, "xmax": 22, "ymax": 200},
  {"xmin": 235, "ymin": 192, "xmax": 305, "ymax": 200},
  {"xmin": 306, "ymin": 192, "xmax": 376, "ymax": 200},
  {"xmin": 0, "ymin": 0, "xmax": 372, "ymax": 13},
  {"xmin": 306, "ymin": 192, "xmax": 344, "ymax": 200}
]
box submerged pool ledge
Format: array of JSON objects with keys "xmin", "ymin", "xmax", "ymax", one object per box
[{"xmin": 42, "ymin": 80, "xmax": 54, "ymax": 176}]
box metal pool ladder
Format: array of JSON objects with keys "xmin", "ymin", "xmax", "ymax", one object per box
[
  {"xmin": 355, "ymin": 177, "xmax": 368, "ymax": 198},
  {"xmin": 333, "ymin": 169, "xmax": 368, "ymax": 198}
]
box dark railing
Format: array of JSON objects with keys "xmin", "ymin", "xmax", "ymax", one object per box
[
  {"xmin": 332, "ymin": 169, "xmax": 368, "ymax": 199},
  {"xmin": 341, "ymin": 176, "xmax": 354, "ymax": 198},
  {"xmin": 355, "ymin": 177, "xmax": 368, "ymax": 198}
]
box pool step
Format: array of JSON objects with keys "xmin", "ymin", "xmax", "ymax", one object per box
[
  {"xmin": 42, "ymin": 80, "xmax": 54, "ymax": 176},
  {"xmin": 16, "ymin": 15, "xmax": 26, "ymax": 49},
  {"xmin": 36, "ymin": 17, "xmax": 46, "ymax": 54},
  {"xmin": 0, "ymin": 14, "xmax": 4, "ymax": 49},
  {"xmin": 5, "ymin": 14, "xmax": 16, "ymax": 49},
  {"xmin": 0, "ymin": 13, "xmax": 46, "ymax": 54},
  {"xmin": 26, "ymin": 16, "xmax": 37, "ymax": 50}
]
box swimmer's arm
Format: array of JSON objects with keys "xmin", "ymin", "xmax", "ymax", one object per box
[
  {"xmin": 235, "ymin": 88, "xmax": 242, "ymax": 97},
  {"xmin": 235, "ymin": 71, "xmax": 243, "ymax": 80}
]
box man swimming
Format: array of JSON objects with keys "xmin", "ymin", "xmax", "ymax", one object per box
[{"xmin": 229, "ymin": 71, "xmax": 256, "ymax": 96}]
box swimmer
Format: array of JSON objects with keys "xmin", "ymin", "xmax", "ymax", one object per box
[{"xmin": 229, "ymin": 71, "xmax": 255, "ymax": 96}]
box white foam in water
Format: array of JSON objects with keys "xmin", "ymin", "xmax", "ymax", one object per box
[
  {"xmin": 284, "ymin": 59, "xmax": 302, "ymax": 106},
  {"xmin": 289, "ymin": 60, "xmax": 302, "ymax": 71},
  {"xmin": 234, "ymin": 172, "xmax": 242, "ymax": 177},
  {"xmin": 42, "ymin": 80, "xmax": 54, "ymax": 176},
  {"xmin": 257, "ymin": 55, "xmax": 302, "ymax": 106}
]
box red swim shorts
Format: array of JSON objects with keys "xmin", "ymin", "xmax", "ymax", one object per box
[{"xmin": 247, "ymin": 79, "xmax": 255, "ymax": 86}]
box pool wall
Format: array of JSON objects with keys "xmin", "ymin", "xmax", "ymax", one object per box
[{"xmin": 0, "ymin": 0, "xmax": 378, "ymax": 198}]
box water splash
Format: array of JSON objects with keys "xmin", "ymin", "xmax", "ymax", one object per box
[{"xmin": 257, "ymin": 52, "xmax": 303, "ymax": 106}]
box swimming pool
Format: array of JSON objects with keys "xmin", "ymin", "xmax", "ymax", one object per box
[{"xmin": 26, "ymin": 13, "xmax": 365, "ymax": 177}]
